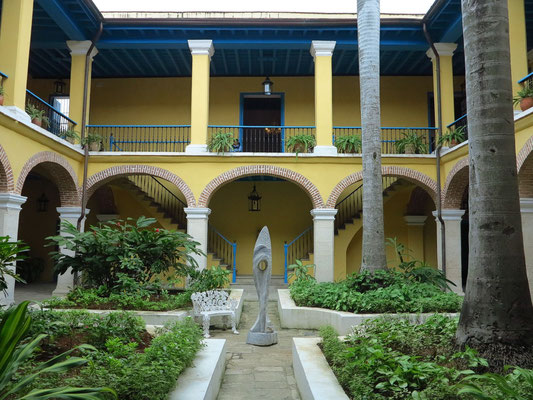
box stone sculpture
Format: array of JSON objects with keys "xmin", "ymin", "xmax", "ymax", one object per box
[{"xmin": 247, "ymin": 226, "xmax": 278, "ymax": 346}]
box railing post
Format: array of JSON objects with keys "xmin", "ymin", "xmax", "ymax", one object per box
[
  {"xmin": 284, "ymin": 242, "xmax": 289, "ymax": 284},
  {"xmin": 232, "ymin": 242, "xmax": 237, "ymax": 283},
  {"xmin": 109, "ymin": 134, "xmax": 114, "ymax": 152}
]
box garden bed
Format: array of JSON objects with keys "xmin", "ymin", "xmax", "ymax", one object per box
[{"xmin": 278, "ymin": 289, "xmax": 459, "ymax": 335}]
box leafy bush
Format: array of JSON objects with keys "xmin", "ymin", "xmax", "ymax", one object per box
[
  {"xmin": 189, "ymin": 265, "xmax": 231, "ymax": 292},
  {"xmin": 286, "ymin": 134, "xmax": 316, "ymax": 154},
  {"xmin": 395, "ymin": 130, "xmax": 428, "ymax": 154},
  {"xmin": 208, "ymin": 130, "xmax": 234, "ymax": 153},
  {"xmin": 457, "ymin": 367, "xmax": 533, "ymax": 399},
  {"xmin": 47, "ymin": 217, "xmax": 202, "ymax": 293},
  {"xmin": 335, "ymin": 134, "xmax": 362, "ymax": 153},
  {"xmin": 288, "ymin": 259, "xmax": 315, "ymax": 282},
  {"xmin": 0, "ymin": 235, "xmax": 28, "ymax": 296}
]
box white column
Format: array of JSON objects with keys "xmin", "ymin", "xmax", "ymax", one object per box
[
  {"xmin": 311, "ymin": 208, "xmax": 337, "ymax": 282},
  {"xmin": 521, "ymin": 198, "xmax": 533, "ymax": 299},
  {"xmin": 0, "ymin": 194, "xmax": 27, "ymax": 306},
  {"xmin": 433, "ymin": 209, "xmax": 465, "ymax": 294},
  {"xmin": 53, "ymin": 207, "xmax": 89, "ymax": 296},
  {"xmin": 185, "ymin": 208, "xmax": 211, "ymax": 270}
]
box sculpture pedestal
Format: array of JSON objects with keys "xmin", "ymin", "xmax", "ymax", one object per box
[{"xmin": 247, "ymin": 331, "xmax": 278, "ymax": 346}]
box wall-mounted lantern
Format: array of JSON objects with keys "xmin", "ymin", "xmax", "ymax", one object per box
[
  {"xmin": 262, "ymin": 76, "xmax": 273, "ymax": 96},
  {"xmin": 248, "ymin": 184, "xmax": 261, "ymax": 212},
  {"xmin": 54, "ymin": 79, "xmax": 66, "ymax": 95}
]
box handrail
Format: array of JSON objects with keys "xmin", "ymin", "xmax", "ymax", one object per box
[
  {"xmin": 332, "ymin": 126, "xmax": 437, "ymax": 130},
  {"xmin": 210, "ymin": 225, "xmax": 233, "ymax": 246},
  {"xmin": 0, "ymin": 71, "xmax": 7, "ymax": 79},
  {"xmin": 284, "ymin": 225, "xmax": 313, "ymax": 283},
  {"xmin": 151, "ymin": 176, "xmax": 187, "ymax": 207},
  {"xmin": 518, "ymin": 71, "xmax": 533, "ymax": 84},
  {"xmin": 26, "ymin": 89, "xmax": 77, "ymax": 125},
  {"xmin": 336, "ymin": 184, "xmax": 363, "ymax": 207},
  {"xmin": 87, "ymin": 124, "xmax": 191, "ymax": 128},
  {"xmin": 208, "ymin": 125, "xmax": 316, "ymax": 129},
  {"xmin": 208, "ymin": 225, "xmax": 237, "ymax": 283},
  {"xmin": 286, "ymin": 226, "xmax": 312, "ymax": 247},
  {"xmin": 446, "ymin": 114, "xmax": 467, "ymax": 128}
]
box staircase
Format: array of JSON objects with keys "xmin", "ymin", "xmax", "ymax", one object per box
[
  {"xmin": 231, "ymin": 275, "xmax": 287, "ymax": 301},
  {"xmin": 207, "ymin": 225, "xmax": 236, "ymax": 280}
]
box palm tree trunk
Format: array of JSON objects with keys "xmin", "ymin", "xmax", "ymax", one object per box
[
  {"xmin": 357, "ymin": 0, "xmax": 387, "ymax": 272},
  {"xmin": 456, "ymin": 0, "xmax": 533, "ymax": 348}
]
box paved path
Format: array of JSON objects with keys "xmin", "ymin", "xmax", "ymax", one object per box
[{"xmin": 212, "ymin": 300, "xmax": 316, "ymax": 400}]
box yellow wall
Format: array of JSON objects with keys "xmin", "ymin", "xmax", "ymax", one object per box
[{"xmin": 208, "ymin": 180, "xmax": 313, "ymax": 275}]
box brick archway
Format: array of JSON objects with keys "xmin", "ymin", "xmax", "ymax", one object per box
[
  {"xmin": 86, "ymin": 165, "xmax": 196, "ymax": 207},
  {"xmin": 16, "ymin": 152, "xmax": 80, "ymax": 206},
  {"xmin": 443, "ymin": 158, "xmax": 469, "ymax": 209},
  {"xmin": 197, "ymin": 165, "xmax": 324, "ymax": 208},
  {"xmin": 326, "ymin": 166, "xmax": 438, "ymax": 208},
  {"xmin": 0, "ymin": 143, "xmax": 14, "ymax": 193},
  {"xmin": 517, "ymin": 136, "xmax": 533, "ymax": 173}
]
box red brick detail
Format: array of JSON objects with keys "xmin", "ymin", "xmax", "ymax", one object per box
[
  {"xmin": 197, "ymin": 165, "xmax": 324, "ymax": 208},
  {"xmin": 0, "ymin": 143, "xmax": 14, "ymax": 193},
  {"xmin": 86, "ymin": 165, "xmax": 196, "ymax": 207},
  {"xmin": 517, "ymin": 136, "xmax": 533, "ymax": 173},
  {"xmin": 15, "ymin": 152, "xmax": 80, "ymax": 206},
  {"xmin": 407, "ymin": 186, "xmax": 434, "ymax": 214},
  {"xmin": 326, "ymin": 166, "xmax": 438, "ymax": 208},
  {"xmin": 443, "ymin": 158, "xmax": 469, "ymax": 209}
]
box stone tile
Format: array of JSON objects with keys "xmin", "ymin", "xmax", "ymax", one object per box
[{"xmin": 254, "ymin": 366, "xmax": 284, "ymax": 372}]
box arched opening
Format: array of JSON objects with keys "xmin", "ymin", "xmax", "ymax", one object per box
[
  {"xmin": 207, "ymin": 175, "xmax": 314, "ymax": 278},
  {"xmin": 518, "ymin": 149, "xmax": 533, "ymax": 297}
]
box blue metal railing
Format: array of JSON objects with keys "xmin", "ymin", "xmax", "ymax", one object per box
[
  {"xmin": 446, "ymin": 114, "xmax": 468, "ymax": 142},
  {"xmin": 208, "ymin": 125, "xmax": 316, "ymax": 153},
  {"xmin": 26, "ymin": 90, "xmax": 77, "ymax": 136},
  {"xmin": 333, "ymin": 126, "xmax": 437, "ymax": 154},
  {"xmin": 0, "ymin": 71, "xmax": 7, "ymax": 79},
  {"xmin": 518, "ymin": 71, "xmax": 533, "ymax": 85},
  {"xmin": 208, "ymin": 225, "xmax": 237, "ymax": 283},
  {"xmin": 284, "ymin": 226, "xmax": 313, "ymax": 283},
  {"xmin": 86, "ymin": 125, "xmax": 191, "ymax": 152}
]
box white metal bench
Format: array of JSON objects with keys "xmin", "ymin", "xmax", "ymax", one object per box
[{"xmin": 191, "ymin": 290, "xmax": 239, "ymax": 338}]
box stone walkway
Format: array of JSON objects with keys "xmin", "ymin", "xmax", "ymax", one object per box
[{"xmin": 211, "ymin": 300, "xmax": 316, "ymax": 400}]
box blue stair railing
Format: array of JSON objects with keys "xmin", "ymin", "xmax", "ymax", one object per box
[
  {"xmin": 25, "ymin": 89, "xmax": 77, "ymax": 137},
  {"xmin": 208, "ymin": 225, "xmax": 237, "ymax": 283},
  {"xmin": 284, "ymin": 226, "xmax": 313, "ymax": 283}
]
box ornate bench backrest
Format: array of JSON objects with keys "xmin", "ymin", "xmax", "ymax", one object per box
[{"xmin": 191, "ymin": 290, "xmax": 233, "ymax": 314}]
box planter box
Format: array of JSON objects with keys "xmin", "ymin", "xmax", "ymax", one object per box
[
  {"xmin": 39, "ymin": 289, "xmax": 244, "ymax": 328},
  {"xmin": 292, "ymin": 337, "xmax": 348, "ymax": 400},
  {"xmin": 278, "ymin": 289, "xmax": 458, "ymax": 335},
  {"xmin": 169, "ymin": 339, "xmax": 227, "ymax": 400}
]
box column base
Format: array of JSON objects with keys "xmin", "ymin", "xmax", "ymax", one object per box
[
  {"xmin": 185, "ymin": 144, "xmax": 209, "ymax": 154},
  {"xmin": 313, "ymin": 145, "xmax": 337, "ymax": 156},
  {"xmin": 2, "ymin": 106, "xmax": 31, "ymax": 123}
]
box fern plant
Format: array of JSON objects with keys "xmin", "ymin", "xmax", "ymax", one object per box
[
  {"xmin": 286, "ymin": 134, "xmax": 316, "ymax": 155},
  {"xmin": 208, "ymin": 130, "xmax": 234, "ymax": 153},
  {"xmin": 25, "ymin": 104, "xmax": 50, "ymax": 126},
  {"xmin": 335, "ymin": 134, "xmax": 362, "ymax": 153},
  {"xmin": 395, "ymin": 130, "xmax": 427, "ymax": 154}
]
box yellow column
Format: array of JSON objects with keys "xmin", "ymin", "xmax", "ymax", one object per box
[
  {"xmin": 67, "ymin": 41, "xmax": 98, "ymax": 128},
  {"xmin": 310, "ymin": 41, "xmax": 337, "ymax": 155},
  {"xmin": 426, "ymin": 43, "xmax": 457, "ymax": 128},
  {"xmin": 186, "ymin": 40, "xmax": 214, "ymax": 154},
  {"xmin": 403, "ymin": 216, "xmax": 427, "ymax": 262},
  {"xmin": 0, "ymin": 0, "xmax": 34, "ymax": 115},
  {"xmin": 508, "ymin": 0, "xmax": 528, "ymax": 97}
]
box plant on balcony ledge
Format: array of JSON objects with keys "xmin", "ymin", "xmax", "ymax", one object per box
[
  {"xmin": 286, "ymin": 134, "xmax": 316, "ymax": 155},
  {"xmin": 208, "ymin": 130, "xmax": 234, "ymax": 153},
  {"xmin": 82, "ymin": 132, "xmax": 103, "ymax": 151},
  {"xmin": 0, "ymin": 85, "xmax": 4, "ymax": 106},
  {"xmin": 395, "ymin": 130, "xmax": 427, "ymax": 154},
  {"xmin": 25, "ymin": 103, "xmax": 50, "ymax": 128},
  {"xmin": 513, "ymin": 85, "xmax": 533, "ymax": 111},
  {"xmin": 438, "ymin": 126, "xmax": 465, "ymax": 148},
  {"xmin": 62, "ymin": 129, "xmax": 80, "ymax": 145},
  {"xmin": 335, "ymin": 134, "xmax": 362, "ymax": 153}
]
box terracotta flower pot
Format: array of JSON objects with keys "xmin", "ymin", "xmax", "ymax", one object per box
[
  {"xmin": 404, "ymin": 144, "xmax": 415, "ymax": 154},
  {"xmin": 450, "ymin": 139, "xmax": 458, "ymax": 147},
  {"xmin": 0, "ymin": 95, "xmax": 4, "ymax": 106},
  {"xmin": 66, "ymin": 136, "xmax": 76, "ymax": 144},
  {"xmin": 89, "ymin": 142, "xmax": 100, "ymax": 151},
  {"xmin": 520, "ymin": 97, "xmax": 533, "ymax": 111},
  {"xmin": 32, "ymin": 118, "xmax": 42, "ymax": 127},
  {"xmin": 292, "ymin": 143, "xmax": 307, "ymax": 153}
]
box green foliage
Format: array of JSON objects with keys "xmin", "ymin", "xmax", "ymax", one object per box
[
  {"xmin": 335, "ymin": 134, "xmax": 362, "ymax": 153},
  {"xmin": 286, "ymin": 134, "xmax": 316, "ymax": 154},
  {"xmin": 62, "ymin": 129, "xmax": 80, "ymax": 141},
  {"xmin": 0, "ymin": 302, "xmax": 116, "ymax": 400},
  {"xmin": 395, "ymin": 130, "xmax": 428, "ymax": 154},
  {"xmin": 288, "ymin": 259, "xmax": 316, "ymax": 282},
  {"xmin": 25, "ymin": 104, "xmax": 50, "ymax": 126},
  {"xmin": 438, "ymin": 126, "xmax": 466, "ymax": 146},
  {"xmin": 0, "ymin": 236, "xmax": 28, "ymax": 295},
  {"xmin": 457, "ymin": 366, "xmax": 533, "ymax": 399},
  {"xmin": 17, "ymin": 257, "xmax": 45, "ymax": 284},
  {"xmin": 0, "ymin": 86, "xmax": 4, "ymax": 96},
  {"xmin": 81, "ymin": 132, "xmax": 103, "ymax": 145},
  {"xmin": 208, "ymin": 130, "xmax": 234, "ymax": 153},
  {"xmin": 513, "ymin": 85, "xmax": 533, "ymax": 106},
  {"xmin": 47, "ymin": 217, "xmax": 202, "ymax": 292},
  {"xmin": 189, "ymin": 265, "xmax": 231, "ymax": 292}
]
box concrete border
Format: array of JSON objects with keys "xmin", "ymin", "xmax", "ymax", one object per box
[
  {"xmin": 169, "ymin": 338, "xmax": 227, "ymax": 400},
  {"xmin": 278, "ymin": 289, "xmax": 458, "ymax": 335},
  {"xmin": 292, "ymin": 337, "xmax": 349, "ymax": 400},
  {"xmin": 40, "ymin": 289, "xmax": 244, "ymax": 327}
]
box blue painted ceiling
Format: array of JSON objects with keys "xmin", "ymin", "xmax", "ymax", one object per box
[{"xmin": 3, "ymin": 0, "xmax": 529, "ymax": 79}]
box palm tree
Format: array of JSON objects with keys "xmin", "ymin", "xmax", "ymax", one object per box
[
  {"xmin": 456, "ymin": 0, "xmax": 533, "ymax": 350},
  {"xmin": 357, "ymin": 0, "xmax": 387, "ymax": 272}
]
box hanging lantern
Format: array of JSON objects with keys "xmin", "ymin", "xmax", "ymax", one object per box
[
  {"xmin": 248, "ymin": 184, "xmax": 261, "ymax": 212},
  {"xmin": 54, "ymin": 79, "xmax": 66, "ymax": 95},
  {"xmin": 262, "ymin": 76, "xmax": 273, "ymax": 96},
  {"xmin": 37, "ymin": 192, "xmax": 49, "ymax": 212}
]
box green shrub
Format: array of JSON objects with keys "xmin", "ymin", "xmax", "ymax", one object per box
[
  {"xmin": 189, "ymin": 265, "xmax": 231, "ymax": 292},
  {"xmin": 0, "ymin": 236, "xmax": 28, "ymax": 296}
]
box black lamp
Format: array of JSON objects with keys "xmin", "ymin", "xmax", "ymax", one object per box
[
  {"xmin": 248, "ymin": 185, "xmax": 261, "ymax": 212},
  {"xmin": 37, "ymin": 192, "xmax": 49, "ymax": 212},
  {"xmin": 54, "ymin": 79, "xmax": 66, "ymax": 95},
  {"xmin": 262, "ymin": 76, "xmax": 273, "ymax": 96}
]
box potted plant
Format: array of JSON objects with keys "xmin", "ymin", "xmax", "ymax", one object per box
[
  {"xmin": 286, "ymin": 134, "xmax": 316, "ymax": 155},
  {"xmin": 395, "ymin": 130, "xmax": 427, "ymax": 154},
  {"xmin": 208, "ymin": 130, "xmax": 234, "ymax": 153},
  {"xmin": 335, "ymin": 135, "xmax": 362, "ymax": 153},
  {"xmin": 62, "ymin": 129, "xmax": 80, "ymax": 145},
  {"xmin": 25, "ymin": 103, "xmax": 49, "ymax": 127},
  {"xmin": 0, "ymin": 85, "xmax": 4, "ymax": 106},
  {"xmin": 82, "ymin": 132, "xmax": 103, "ymax": 151},
  {"xmin": 438, "ymin": 126, "xmax": 465, "ymax": 148},
  {"xmin": 513, "ymin": 86, "xmax": 533, "ymax": 111}
]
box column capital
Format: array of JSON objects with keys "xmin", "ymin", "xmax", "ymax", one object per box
[
  {"xmin": 185, "ymin": 207, "xmax": 212, "ymax": 219},
  {"xmin": 188, "ymin": 40, "xmax": 214, "ymax": 59},
  {"xmin": 404, "ymin": 215, "xmax": 427, "ymax": 226},
  {"xmin": 310, "ymin": 41, "xmax": 336, "ymax": 60},
  {"xmin": 432, "ymin": 209, "xmax": 465, "ymax": 221},
  {"xmin": 0, "ymin": 194, "xmax": 27, "ymax": 211},
  {"xmin": 57, "ymin": 207, "xmax": 90, "ymax": 219},
  {"xmin": 426, "ymin": 43, "xmax": 457, "ymax": 59},
  {"xmin": 521, "ymin": 198, "xmax": 533, "ymax": 213},
  {"xmin": 67, "ymin": 40, "xmax": 98, "ymax": 59},
  {"xmin": 310, "ymin": 208, "xmax": 337, "ymax": 220}
]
